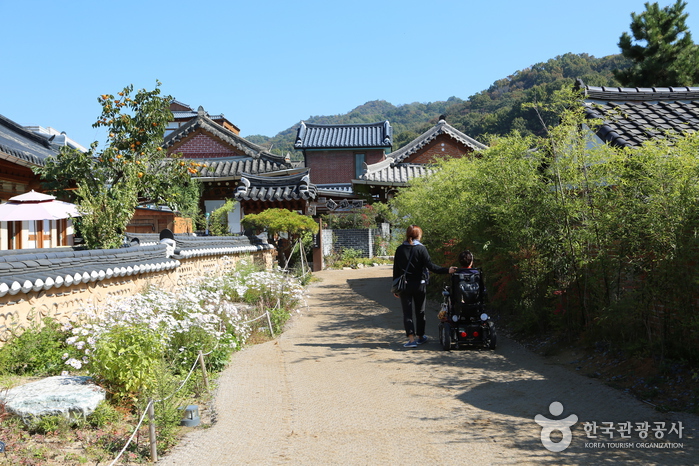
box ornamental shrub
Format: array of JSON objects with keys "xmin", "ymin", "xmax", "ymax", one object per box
[
  {"xmin": 0, "ymin": 318, "xmax": 81, "ymax": 376},
  {"xmin": 89, "ymin": 323, "xmax": 165, "ymax": 402}
]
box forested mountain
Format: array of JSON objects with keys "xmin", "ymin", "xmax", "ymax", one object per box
[{"xmin": 246, "ymin": 53, "xmax": 630, "ymax": 159}]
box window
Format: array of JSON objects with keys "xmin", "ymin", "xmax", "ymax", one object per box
[{"xmin": 355, "ymin": 153, "xmax": 365, "ymax": 179}]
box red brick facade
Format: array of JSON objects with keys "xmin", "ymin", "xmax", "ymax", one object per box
[
  {"xmin": 404, "ymin": 134, "xmax": 475, "ymax": 164},
  {"xmin": 168, "ymin": 130, "xmax": 242, "ymax": 159},
  {"xmin": 306, "ymin": 149, "xmax": 386, "ymax": 184}
]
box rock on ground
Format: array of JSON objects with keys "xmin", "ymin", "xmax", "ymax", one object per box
[{"xmin": 1, "ymin": 375, "xmax": 105, "ymax": 419}]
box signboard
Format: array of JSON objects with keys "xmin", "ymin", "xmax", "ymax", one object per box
[{"xmin": 325, "ymin": 199, "xmax": 364, "ymax": 211}]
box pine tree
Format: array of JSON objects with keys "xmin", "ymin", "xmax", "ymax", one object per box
[{"xmin": 614, "ymin": 0, "xmax": 699, "ymax": 87}]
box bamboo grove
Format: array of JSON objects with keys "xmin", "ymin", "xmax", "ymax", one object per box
[{"xmin": 392, "ymin": 88, "xmax": 699, "ymax": 361}]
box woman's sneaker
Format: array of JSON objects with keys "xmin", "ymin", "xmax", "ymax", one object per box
[
  {"xmin": 403, "ymin": 340, "xmax": 417, "ymax": 348},
  {"xmin": 416, "ymin": 336, "xmax": 429, "ymax": 345}
]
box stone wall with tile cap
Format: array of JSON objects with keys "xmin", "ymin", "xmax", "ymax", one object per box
[{"xmin": 0, "ymin": 235, "xmax": 276, "ymax": 343}]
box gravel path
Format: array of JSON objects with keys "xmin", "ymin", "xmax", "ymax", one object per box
[{"xmin": 159, "ymin": 266, "xmax": 698, "ymax": 465}]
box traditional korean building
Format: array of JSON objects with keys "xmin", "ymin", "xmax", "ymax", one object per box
[
  {"xmin": 166, "ymin": 101, "xmax": 241, "ymax": 137},
  {"xmin": 0, "ymin": 114, "xmax": 87, "ymax": 249},
  {"xmin": 0, "ymin": 114, "xmax": 58, "ymax": 201},
  {"xmin": 163, "ymin": 104, "xmax": 297, "ymax": 233},
  {"xmin": 292, "ymin": 120, "xmax": 393, "ymax": 215},
  {"xmin": 353, "ymin": 116, "xmax": 487, "ymax": 201},
  {"xmin": 293, "ymin": 120, "xmax": 393, "ymax": 185}
]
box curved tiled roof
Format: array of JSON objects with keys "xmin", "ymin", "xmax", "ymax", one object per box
[
  {"xmin": 356, "ymin": 157, "xmax": 433, "ymax": 185},
  {"xmin": 316, "ymin": 184, "xmax": 354, "ymax": 194},
  {"xmin": 0, "ymin": 244, "xmax": 179, "ymax": 298},
  {"xmin": 0, "ymin": 114, "xmax": 58, "ymax": 167},
  {"xmin": 576, "ymin": 79, "xmax": 699, "ymax": 148},
  {"xmin": 388, "ymin": 118, "xmax": 487, "ymax": 163},
  {"xmin": 125, "ymin": 233, "xmax": 275, "ymax": 259},
  {"xmin": 294, "ymin": 121, "xmax": 392, "ymax": 149},
  {"xmin": 581, "ymin": 84, "xmax": 699, "ymax": 102},
  {"xmin": 172, "ymin": 111, "xmax": 226, "ymax": 120},
  {"xmin": 234, "ymin": 170, "xmax": 317, "ymax": 202},
  {"xmin": 196, "ymin": 156, "xmax": 292, "ymax": 179}
]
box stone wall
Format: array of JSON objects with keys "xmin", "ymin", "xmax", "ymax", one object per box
[{"xmin": 0, "ymin": 247, "xmax": 275, "ymax": 343}]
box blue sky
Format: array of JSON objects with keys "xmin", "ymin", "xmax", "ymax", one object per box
[{"xmin": 2, "ymin": 0, "xmax": 698, "ymax": 148}]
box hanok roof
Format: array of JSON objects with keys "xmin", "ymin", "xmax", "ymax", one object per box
[
  {"xmin": 234, "ymin": 169, "xmax": 317, "ymax": 202},
  {"xmin": 355, "ymin": 157, "xmax": 434, "ymax": 186},
  {"xmin": 163, "ymin": 110, "xmax": 294, "ymax": 179},
  {"xmin": 576, "ymin": 79, "xmax": 699, "ymax": 148},
  {"xmin": 294, "ymin": 121, "xmax": 393, "ymax": 149},
  {"xmin": 0, "ymin": 114, "xmax": 59, "ymax": 167},
  {"xmin": 196, "ymin": 156, "xmax": 294, "ymax": 180},
  {"xmin": 169, "ymin": 101, "xmax": 240, "ymax": 133},
  {"xmin": 388, "ymin": 117, "xmax": 487, "ymax": 163},
  {"xmin": 354, "ymin": 117, "xmax": 481, "ymax": 187}
]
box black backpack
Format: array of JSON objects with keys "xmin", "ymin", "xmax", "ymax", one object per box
[{"xmin": 455, "ymin": 269, "xmax": 481, "ymax": 305}]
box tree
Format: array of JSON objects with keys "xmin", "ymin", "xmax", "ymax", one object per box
[
  {"xmin": 241, "ymin": 208, "xmax": 318, "ymax": 238},
  {"xmin": 242, "ymin": 209, "xmax": 319, "ymax": 269},
  {"xmin": 614, "ymin": 0, "xmax": 699, "ymax": 86},
  {"xmin": 208, "ymin": 199, "xmax": 237, "ymax": 236},
  {"xmin": 36, "ymin": 82, "xmax": 200, "ymax": 249}
]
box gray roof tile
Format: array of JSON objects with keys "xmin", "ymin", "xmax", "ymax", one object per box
[
  {"xmin": 357, "ymin": 157, "xmax": 434, "ymax": 185},
  {"xmin": 0, "ymin": 114, "xmax": 59, "ymax": 167},
  {"xmin": 294, "ymin": 121, "xmax": 392, "ymax": 149},
  {"xmin": 235, "ymin": 170, "xmax": 317, "ymax": 202},
  {"xmin": 0, "ymin": 244, "xmax": 184, "ymax": 298},
  {"xmin": 196, "ymin": 156, "xmax": 292, "ymax": 179},
  {"xmin": 577, "ymin": 79, "xmax": 699, "ymax": 148}
]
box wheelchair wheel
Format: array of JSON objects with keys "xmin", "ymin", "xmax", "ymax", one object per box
[
  {"xmin": 441, "ymin": 323, "xmax": 452, "ymax": 351},
  {"xmin": 488, "ymin": 332, "xmax": 497, "ymax": 350}
]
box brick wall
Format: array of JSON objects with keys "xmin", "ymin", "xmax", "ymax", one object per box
[
  {"xmin": 171, "ymin": 132, "xmax": 241, "ymax": 159},
  {"xmin": 408, "ymin": 135, "xmax": 474, "ymax": 164},
  {"xmin": 307, "ymin": 149, "xmax": 385, "ymax": 184}
]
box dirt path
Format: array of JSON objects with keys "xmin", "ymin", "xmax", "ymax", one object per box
[{"xmin": 159, "ymin": 266, "xmax": 698, "ymax": 465}]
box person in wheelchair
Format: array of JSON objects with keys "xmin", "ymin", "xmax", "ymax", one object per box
[
  {"xmin": 438, "ymin": 250, "xmax": 497, "ymax": 350},
  {"xmin": 453, "ymin": 250, "xmax": 487, "ymax": 312}
]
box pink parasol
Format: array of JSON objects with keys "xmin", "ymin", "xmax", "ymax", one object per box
[{"xmin": 0, "ymin": 190, "xmax": 81, "ymax": 222}]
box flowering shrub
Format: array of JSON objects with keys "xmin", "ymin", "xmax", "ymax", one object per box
[{"xmin": 62, "ymin": 261, "xmax": 305, "ymax": 403}]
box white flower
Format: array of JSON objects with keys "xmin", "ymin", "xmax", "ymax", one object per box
[{"xmin": 65, "ymin": 358, "xmax": 82, "ymax": 370}]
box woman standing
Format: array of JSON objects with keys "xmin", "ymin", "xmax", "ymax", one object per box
[{"xmin": 393, "ymin": 225, "xmax": 456, "ymax": 348}]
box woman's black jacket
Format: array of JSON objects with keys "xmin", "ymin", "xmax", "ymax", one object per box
[{"xmin": 393, "ymin": 242, "xmax": 449, "ymax": 291}]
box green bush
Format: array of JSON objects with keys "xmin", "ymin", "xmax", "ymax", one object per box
[
  {"xmin": 89, "ymin": 324, "xmax": 165, "ymax": 402},
  {"xmin": 0, "ymin": 318, "xmax": 80, "ymax": 376},
  {"xmin": 87, "ymin": 401, "xmax": 121, "ymax": 428},
  {"xmin": 267, "ymin": 305, "xmax": 292, "ymax": 335}
]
